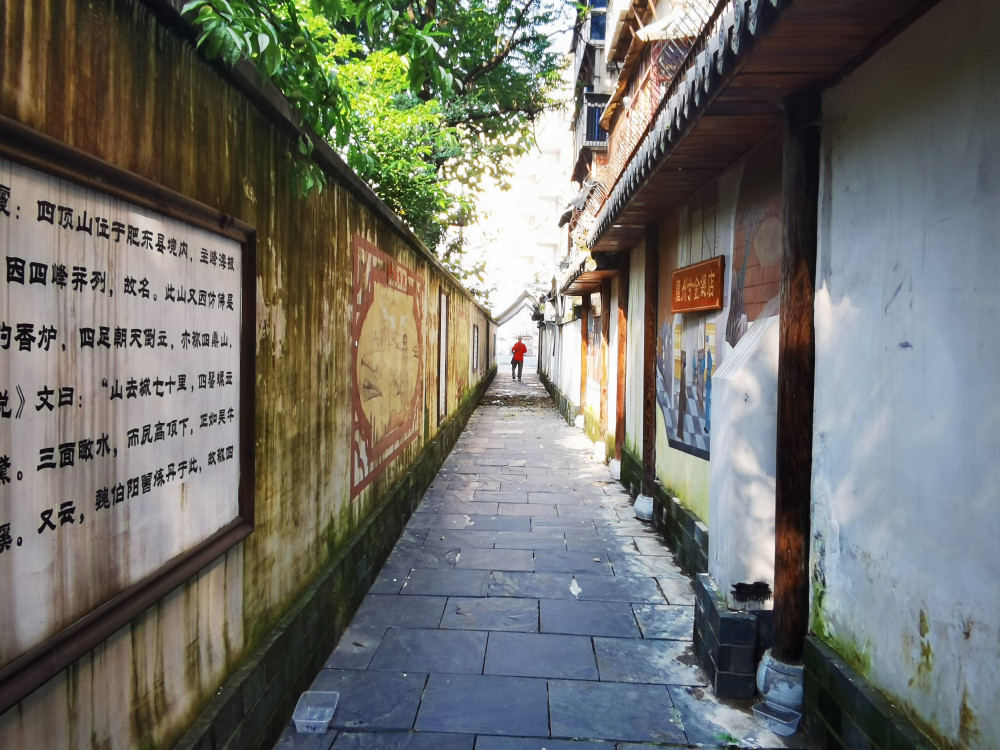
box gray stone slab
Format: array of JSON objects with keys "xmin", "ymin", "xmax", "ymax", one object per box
[
  {"xmin": 540, "ymin": 599, "xmax": 641, "ymax": 638},
  {"xmin": 548, "ymin": 680, "xmax": 687, "ymax": 744},
  {"xmin": 488, "ymin": 572, "xmax": 582, "ymax": 600},
  {"xmin": 369, "ymin": 628, "xmax": 488, "ymax": 674},
  {"xmin": 273, "ymin": 726, "xmax": 336, "ymax": 750},
  {"xmin": 607, "ymin": 553, "xmax": 685, "ymax": 578},
  {"xmin": 484, "ymin": 631, "xmax": 598, "ymax": 680},
  {"xmin": 532, "ymin": 551, "xmax": 613, "ymax": 576},
  {"xmin": 479, "ymin": 490, "xmax": 529, "ymax": 503},
  {"xmin": 554, "ymin": 505, "xmax": 609, "ymax": 519},
  {"xmin": 311, "ymin": 670, "xmax": 426, "ymax": 731},
  {"xmin": 531, "ymin": 491, "xmax": 582, "ymax": 504},
  {"xmin": 415, "ymin": 674, "xmax": 549, "ymax": 736},
  {"xmin": 564, "ymin": 534, "xmax": 637, "ymax": 555},
  {"xmin": 351, "ymin": 595, "xmax": 446, "ymax": 630},
  {"xmin": 397, "ymin": 528, "xmax": 429, "ymax": 546},
  {"xmin": 401, "ymin": 568, "xmax": 490, "ymax": 597},
  {"xmin": 455, "ymin": 548, "xmax": 534, "ymax": 572},
  {"xmin": 423, "ymin": 530, "xmax": 498, "ymax": 549},
  {"xmin": 632, "ymin": 604, "xmax": 694, "ymax": 640},
  {"xmin": 379, "ymin": 547, "xmax": 459, "ymax": 574},
  {"xmin": 368, "ymin": 571, "xmax": 407, "ymax": 594},
  {"xmin": 493, "ymin": 531, "xmax": 567, "ymax": 551},
  {"xmin": 407, "ymin": 513, "xmax": 472, "ymax": 529},
  {"xmin": 499, "ymin": 482, "xmax": 562, "ymax": 493},
  {"xmin": 478, "ymin": 457, "xmax": 527, "ymax": 467},
  {"xmin": 441, "ymin": 597, "xmax": 539, "ymax": 632},
  {"xmin": 595, "ymin": 518, "xmax": 654, "ymax": 536},
  {"xmin": 474, "ymin": 739, "xmax": 614, "ymax": 750},
  {"xmin": 466, "ymin": 514, "xmax": 532, "ymax": 532},
  {"xmin": 332, "ymin": 732, "xmax": 474, "ymax": 750},
  {"xmin": 529, "ymin": 518, "xmax": 597, "ymax": 534},
  {"xmin": 497, "ymin": 502, "xmax": 557, "ymax": 517},
  {"xmin": 657, "ymin": 576, "xmax": 696, "ymax": 605},
  {"xmin": 593, "ymin": 638, "xmax": 706, "ymax": 686},
  {"xmin": 633, "ymin": 536, "xmax": 675, "ymax": 556},
  {"xmin": 418, "ymin": 500, "xmax": 500, "ymax": 515},
  {"xmin": 419, "ymin": 488, "xmax": 475, "ymax": 504},
  {"xmin": 667, "ymin": 685, "xmax": 819, "ymax": 748},
  {"xmin": 452, "ymin": 480, "xmax": 501, "ymax": 491},
  {"xmin": 563, "ymin": 573, "xmax": 665, "ymax": 604},
  {"xmin": 325, "ymin": 625, "xmax": 387, "ymax": 669}
]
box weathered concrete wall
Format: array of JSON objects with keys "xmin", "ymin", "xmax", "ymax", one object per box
[
  {"xmin": 624, "ymin": 242, "xmax": 645, "ymax": 456},
  {"xmin": 813, "ymin": 0, "xmax": 1000, "ymax": 746},
  {"xmin": 0, "ymin": 1, "xmax": 493, "ymax": 748}
]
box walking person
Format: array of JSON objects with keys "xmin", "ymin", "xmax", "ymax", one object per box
[{"xmin": 511, "ymin": 336, "xmax": 527, "ymax": 381}]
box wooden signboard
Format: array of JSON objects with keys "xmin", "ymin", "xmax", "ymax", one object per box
[
  {"xmin": 0, "ymin": 120, "xmax": 255, "ymax": 713},
  {"xmin": 670, "ymin": 255, "xmax": 725, "ymax": 313}
]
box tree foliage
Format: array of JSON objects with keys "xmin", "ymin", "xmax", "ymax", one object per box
[{"xmin": 182, "ymin": 0, "xmax": 571, "ymax": 293}]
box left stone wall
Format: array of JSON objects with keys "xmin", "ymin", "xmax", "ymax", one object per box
[{"xmin": 0, "ymin": 2, "xmax": 495, "ymax": 748}]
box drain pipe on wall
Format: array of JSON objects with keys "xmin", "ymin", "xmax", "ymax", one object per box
[{"xmin": 759, "ymin": 90, "xmax": 821, "ymax": 717}]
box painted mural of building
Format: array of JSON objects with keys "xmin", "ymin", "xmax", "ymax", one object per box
[{"xmin": 541, "ymin": 1, "xmax": 1000, "ymax": 748}]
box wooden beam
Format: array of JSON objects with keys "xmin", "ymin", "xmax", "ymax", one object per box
[
  {"xmin": 599, "ymin": 281, "xmax": 611, "ymax": 434},
  {"xmin": 580, "ymin": 296, "xmax": 590, "ymax": 416},
  {"xmin": 642, "ymin": 225, "xmax": 659, "ymax": 494},
  {"xmin": 615, "ymin": 258, "xmax": 630, "ymax": 460},
  {"xmin": 773, "ymin": 91, "xmax": 820, "ymax": 664}
]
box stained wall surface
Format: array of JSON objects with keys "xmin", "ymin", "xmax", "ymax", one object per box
[
  {"xmin": 0, "ymin": 2, "xmax": 493, "ymax": 748},
  {"xmin": 813, "ymin": 0, "xmax": 1000, "ymax": 745}
]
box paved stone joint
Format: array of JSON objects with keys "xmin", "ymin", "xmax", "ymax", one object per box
[{"xmin": 274, "ymin": 370, "xmax": 816, "ymax": 750}]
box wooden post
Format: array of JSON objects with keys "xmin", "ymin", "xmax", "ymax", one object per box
[
  {"xmin": 642, "ymin": 226, "xmax": 659, "ymax": 495},
  {"xmin": 773, "ymin": 91, "xmax": 820, "ymax": 664},
  {"xmin": 599, "ymin": 281, "xmax": 611, "ymax": 433},
  {"xmin": 579, "ymin": 295, "xmax": 590, "ymax": 415},
  {"xmin": 615, "ymin": 258, "xmax": 629, "ymax": 461}
]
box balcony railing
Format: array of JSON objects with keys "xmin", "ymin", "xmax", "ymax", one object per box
[
  {"xmin": 572, "ymin": 8, "xmax": 607, "ymax": 84},
  {"xmin": 576, "ymin": 92, "xmax": 611, "ymax": 154}
]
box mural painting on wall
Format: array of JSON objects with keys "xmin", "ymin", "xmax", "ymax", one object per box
[
  {"xmin": 727, "ymin": 136, "xmax": 782, "ymax": 348},
  {"xmin": 351, "ymin": 234, "xmax": 423, "ymax": 497},
  {"xmin": 656, "ymin": 192, "xmax": 721, "ymax": 459},
  {"xmin": 456, "ymin": 302, "xmax": 470, "ymax": 397}
]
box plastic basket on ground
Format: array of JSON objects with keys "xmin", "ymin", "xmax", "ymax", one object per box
[
  {"xmin": 292, "ymin": 690, "xmax": 339, "ymax": 733},
  {"xmin": 751, "ymin": 700, "xmax": 801, "ymax": 736}
]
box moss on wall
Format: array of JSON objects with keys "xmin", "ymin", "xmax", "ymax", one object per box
[{"xmin": 0, "ymin": 2, "xmax": 494, "ymax": 747}]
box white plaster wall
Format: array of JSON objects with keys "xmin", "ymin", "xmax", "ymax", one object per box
[
  {"xmin": 625, "ymin": 244, "xmax": 646, "ymax": 459},
  {"xmin": 814, "ymin": 1, "xmax": 1000, "ymax": 745},
  {"xmin": 709, "ymin": 314, "xmax": 779, "ymax": 608},
  {"xmin": 607, "ymin": 278, "xmax": 620, "ymax": 429},
  {"xmin": 556, "ymin": 319, "xmax": 582, "ymax": 405}
]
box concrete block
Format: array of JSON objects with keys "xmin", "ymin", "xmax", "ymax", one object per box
[{"xmin": 714, "ymin": 670, "xmax": 755, "ymax": 699}]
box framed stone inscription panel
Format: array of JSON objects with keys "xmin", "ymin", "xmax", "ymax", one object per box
[{"xmin": 0, "ymin": 120, "xmax": 255, "ymax": 712}]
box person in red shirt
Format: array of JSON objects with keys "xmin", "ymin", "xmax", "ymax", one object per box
[{"xmin": 511, "ymin": 336, "xmax": 527, "ymax": 381}]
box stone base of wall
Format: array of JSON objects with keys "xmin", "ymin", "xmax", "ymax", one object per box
[
  {"xmin": 174, "ymin": 368, "xmax": 496, "ymax": 750},
  {"xmin": 803, "ymin": 636, "xmax": 940, "ymax": 750},
  {"xmin": 620, "ymin": 447, "xmax": 642, "ymax": 498},
  {"xmin": 649, "ymin": 478, "xmax": 709, "ymax": 576},
  {"xmin": 539, "ymin": 371, "xmax": 575, "ymax": 424},
  {"xmin": 693, "ymin": 574, "xmax": 773, "ymax": 700}
]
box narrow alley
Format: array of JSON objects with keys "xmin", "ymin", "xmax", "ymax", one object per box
[{"xmin": 273, "ymin": 371, "xmax": 815, "ymax": 749}]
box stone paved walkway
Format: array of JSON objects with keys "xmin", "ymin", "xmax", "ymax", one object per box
[{"xmin": 274, "ymin": 369, "xmax": 817, "ymax": 749}]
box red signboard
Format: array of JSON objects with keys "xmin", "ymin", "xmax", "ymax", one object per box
[{"xmin": 670, "ymin": 256, "xmax": 725, "ymax": 313}]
